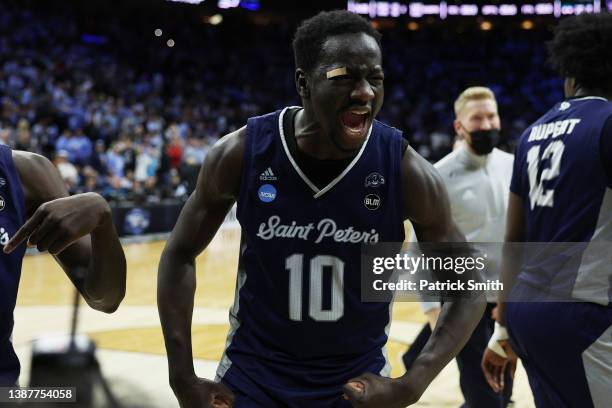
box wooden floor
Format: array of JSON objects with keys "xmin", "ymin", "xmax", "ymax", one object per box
[{"xmin": 13, "ymin": 226, "xmax": 535, "ymax": 407}]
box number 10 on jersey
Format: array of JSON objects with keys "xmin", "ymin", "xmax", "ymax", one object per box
[{"xmin": 285, "ymin": 254, "xmax": 345, "ymax": 322}]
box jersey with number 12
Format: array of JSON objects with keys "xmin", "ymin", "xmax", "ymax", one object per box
[
  {"xmin": 215, "ymin": 107, "xmax": 405, "ymax": 406},
  {"xmin": 510, "ymin": 96, "xmax": 612, "ymax": 304}
]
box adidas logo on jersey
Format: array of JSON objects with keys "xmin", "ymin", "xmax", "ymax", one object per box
[{"xmin": 259, "ymin": 167, "xmax": 277, "ymax": 181}]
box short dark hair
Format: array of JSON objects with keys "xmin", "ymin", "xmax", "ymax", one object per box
[
  {"xmin": 548, "ymin": 12, "xmax": 612, "ymax": 94},
  {"xmin": 292, "ymin": 10, "xmax": 382, "ymax": 74}
]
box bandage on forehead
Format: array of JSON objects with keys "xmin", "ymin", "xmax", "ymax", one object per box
[{"xmin": 326, "ymin": 67, "xmax": 348, "ymax": 79}]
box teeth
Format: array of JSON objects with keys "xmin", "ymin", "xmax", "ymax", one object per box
[{"xmin": 349, "ymin": 110, "xmax": 368, "ymax": 115}]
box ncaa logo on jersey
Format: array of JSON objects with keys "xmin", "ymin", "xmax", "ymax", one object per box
[
  {"xmin": 0, "ymin": 195, "xmax": 5, "ymax": 211},
  {"xmin": 258, "ymin": 184, "xmax": 277, "ymax": 203},
  {"xmin": 559, "ymin": 101, "xmax": 571, "ymax": 111},
  {"xmin": 365, "ymin": 172, "xmax": 385, "ymax": 188},
  {"xmin": 364, "ymin": 194, "xmax": 381, "ymax": 210}
]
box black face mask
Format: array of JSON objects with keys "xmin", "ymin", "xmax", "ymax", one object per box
[{"xmin": 468, "ymin": 129, "xmax": 500, "ymax": 155}]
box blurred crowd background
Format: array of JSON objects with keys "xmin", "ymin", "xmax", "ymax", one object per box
[{"xmin": 0, "ymin": 0, "xmax": 565, "ymax": 203}]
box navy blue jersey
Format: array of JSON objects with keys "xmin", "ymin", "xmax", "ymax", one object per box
[
  {"xmin": 510, "ymin": 96, "xmax": 612, "ymax": 304},
  {"xmin": 216, "ymin": 108, "xmax": 405, "ymax": 407},
  {"xmin": 0, "ymin": 145, "xmax": 26, "ymax": 385}
]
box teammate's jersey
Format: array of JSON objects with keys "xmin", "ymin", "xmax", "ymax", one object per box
[
  {"xmin": 216, "ymin": 107, "xmax": 405, "ymax": 407},
  {"xmin": 0, "ymin": 145, "xmax": 26, "ymax": 385},
  {"xmin": 510, "ymin": 96, "xmax": 612, "ymax": 304}
]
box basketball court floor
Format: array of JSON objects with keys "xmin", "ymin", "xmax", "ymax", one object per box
[{"xmin": 13, "ymin": 225, "xmax": 535, "ymax": 407}]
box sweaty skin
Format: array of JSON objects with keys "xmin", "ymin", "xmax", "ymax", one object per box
[
  {"xmin": 158, "ymin": 31, "xmax": 485, "ymax": 408},
  {"xmin": 5, "ymin": 151, "xmax": 126, "ymax": 313}
]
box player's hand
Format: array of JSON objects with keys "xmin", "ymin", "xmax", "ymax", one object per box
[
  {"xmin": 481, "ymin": 340, "xmax": 517, "ymax": 393},
  {"xmin": 343, "ymin": 373, "xmax": 419, "ymax": 407},
  {"xmin": 491, "ymin": 306, "xmax": 499, "ymax": 321},
  {"xmin": 172, "ymin": 376, "xmax": 234, "ymax": 408},
  {"xmin": 3, "ymin": 192, "xmax": 111, "ymax": 255}
]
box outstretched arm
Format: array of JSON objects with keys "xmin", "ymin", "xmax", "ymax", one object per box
[
  {"xmin": 157, "ymin": 128, "xmax": 244, "ymax": 408},
  {"xmin": 399, "ymin": 146, "xmax": 486, "ymax": 402},
  {"xmin": 5, "ymin": 151, "xmax": 126, "ymax": 313},
  {"xmin": 344, "ymin": 146, "xmax": 486, "ymax": 407}
]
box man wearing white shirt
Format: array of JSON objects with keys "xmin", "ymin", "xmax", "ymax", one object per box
[{"xmin": 403, "ymin": 87, "xmax": 514, "ymax": 407}]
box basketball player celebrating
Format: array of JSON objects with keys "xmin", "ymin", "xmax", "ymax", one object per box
[
  {"xmin": 158, "ymin": 11, "xmax": 485, "ymax": 408},
  {"xmin": 0, "ymin": 149, "xmax": 127, "ymax": 386},
  {"xmin": 482, "ymin": 13, "xmax": 612, "ymax": 407}
]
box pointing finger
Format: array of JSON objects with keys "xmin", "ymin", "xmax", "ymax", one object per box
[{"xmin": 4, "ymin": 208, "xmax": 46, "ymax": 253}]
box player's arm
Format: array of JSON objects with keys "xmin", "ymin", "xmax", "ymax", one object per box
[
  {"xmin": 495, "ymin": 192, "xmax": 525, "ymax": 324},
  {"xmin": 157, "ymin": 128, "xmax": 244, "ymax": 408},
  {"xmin": 4, "ymin": 151, "xmax": 126, "ymax": 313},
  {"xmin": 344, "ymin": 147, "xmax": 486, "ymax": 407},
  {"xmin": 398, "ymin": 146, "xmax": 487, "ymax": 400},
  {"xmin": 481, "ymin": 192, "xmax": 525, "ymax": 392}
]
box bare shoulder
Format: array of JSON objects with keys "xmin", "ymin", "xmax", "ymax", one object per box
[
  {"xmin": 402, "ymin": 145, "xmax": 442, "ymax": 184},
  {"xmin": 12, "ymin": 150, "xmax": 53, "ymax": 174},
  {"xmin": 12, "ymin": 150, "xmax": 66, "ymax": 213},
  {"xmin": 196, "ymin": 126, "xmax": 246, "ymax": 202},
  {"xmin": 212, "ymin": 126, "xmax": 245, "ymax": 163},
  {"xmin": 401, "ymin": 145, "xmax": 449, "ymax": 222}
]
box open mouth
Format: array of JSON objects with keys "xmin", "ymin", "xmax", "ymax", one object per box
[{"xmin": 340, "ymin": 110, "xmax": 369, "ymax": 140}]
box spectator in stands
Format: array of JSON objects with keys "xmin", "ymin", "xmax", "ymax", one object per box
[
  {"xmin": 54, "ymin": 150, "xmax": 79, "ymax": 191},
  {"xmin": 0, "ymin": 0, "xmax": 564, "ymax": 202},
  {"xmin": 165, "ymin": 133, "xmax": 183, "ymax": 170},
  {"xmin": 72, "ymin": 128, "xmax": 92, "ymax": 165}
]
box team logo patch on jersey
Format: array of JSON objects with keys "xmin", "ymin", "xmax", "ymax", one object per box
[
  {"xmin": 258, "ymin": 184, "xmax": 277, "ymax": 203},
  {"xmin": 259, "ymin": 167, "xmax": 277, "ymax": 181},
  {"xmin": 0, "ymin": 195, "xmax": 5, "ymax": 211},
  {"xmin": 0, "ymin": 177, "xmax": 6, "ymax": 186},
  {"xmin": 559, "ymin": 101, "xmax": 571, "ymax": 111},
  {"xmin": 365, "ymin": 172, "xmax": 385, "ymax": 188},
  {"xmin": 364, "ymin": 194, "xmax": 381, "ymax": 210}
]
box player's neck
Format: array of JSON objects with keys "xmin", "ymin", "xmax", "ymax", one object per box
[
  {"xmin": 294, "ymin": 107, "xmax": 357, "ymax": 160},
  {"xmin": 573, "ymin": 88, "xmax": 612, "ymax": 101}
]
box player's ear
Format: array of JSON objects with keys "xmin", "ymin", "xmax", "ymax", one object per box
[
  {"xmin": 564, "ymin": 77, "xmax": 577, "ymax": 98},
  {"xmin": 295, "ymin": 69, "xmax": 310, "ymax": 99},
  {"xmin": 453, "ymin": 119, "xmax": 463, "ymax": 136}
]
